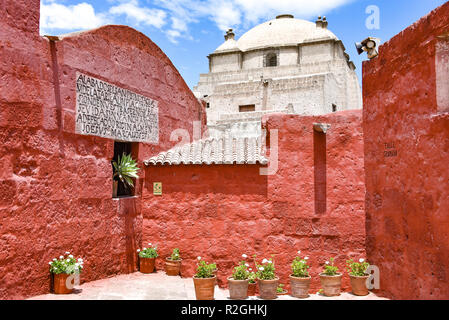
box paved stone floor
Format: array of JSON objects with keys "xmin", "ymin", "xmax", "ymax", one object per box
[{"xmin": 29, "ymin": 272, "xmax": 387, "ymax": 300}]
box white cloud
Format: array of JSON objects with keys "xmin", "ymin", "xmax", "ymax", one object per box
[
  {"xmin": 109, "ymin": 0, "xmax": 167, "ymax": 29},
  {"xmin": 40, "ymin": 0, "xmax": 354, "ymax": 43},
  {"xmin": 40, "ymin": 1, "xmax": 107, "ymax": 33}
]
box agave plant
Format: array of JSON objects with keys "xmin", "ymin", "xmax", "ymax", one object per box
[{"xmin": 112, "ymin": 153, "xmax": 140, "ymax": 188}]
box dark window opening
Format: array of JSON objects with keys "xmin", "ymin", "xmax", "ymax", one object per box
[
  {"xmin": 112, "ymin": 141, "xmax": 136, "ymax": 198},
  {"xmin": 266, "ymin": 53, "xmax": 278, "ymax": 67},
  {"xmin": 239, "ymin": 104, "xmax": 256, "ymax": 112},
  {"xmin": 332, "ymin": 104, "xmax": 337, "ymax": 112},
  {"xmin": 206, "ymin": 103, "xmax": 210, "ymax": 108}
]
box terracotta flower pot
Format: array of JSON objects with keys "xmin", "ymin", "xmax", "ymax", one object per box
[
  {"xmin": 53, "ymin": 273, "xmax": 73, "ymax": 294},
  {"xmin": 247, "ymin": 282, "xmax": 257, "ymax": 296},
  {"xmin": 193, "ymin": 276, "xmax": 216, "ymax": 300},
  {"xmin": 319, "ymin": 273, "xmax": 342, "ymax": 297},
  {"xmin": 258, "ymin": 277, "xmax": 279, "ymax": 300},
  {"xmin": 290, "ymin": 275, "xmax": 311, "ymax": 298},
  {"xmin": 350, "ymin": 275, "xmax": 370, "ymax": 296},
  {"xmin": 228, "ymin": 278, "xmax": 249, "ymax": 300},
  {"xmin": 140, "ymin": 257, "xmax": 156, "ymax": 274},
  {"xmin": 165, "ymin": 258, "xmax": 182, "ymax": 276}
]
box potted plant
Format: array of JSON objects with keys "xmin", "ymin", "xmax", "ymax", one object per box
[
  {"xmin": 247, "ymin": 270, "xmax": 257, "ymax": 296},
  {"xmin": 346, "ymin": 258, "xmax": 370, "ymax": 296},
  {"xmin": 165, "ymin": 248, "xmax": 182, "ymax": 276},
  {"xmin": 290, "ymin": 251, "xmax": 311, "ymax": 298},
  {"xmin": 193, "ymin": 257, "xmax": 217, "ymax": 300},
  {"xmin": 137, "ymin": 243, "xmax": 158, "ymax": 274},
  {"xmin": 255, "ymin": 255, "xmax": 279, "ymax": 300},
  {"xmin": 276, "ymin": 284, "xmax": 288, "ymax": 295},
  {"xmin": 112, "ymin": 153, "xmax": 140, "ymax": 197},
  {"xmin": 319, "ymin": 257, "xmax": 342, "ymax": 297},
  {"xmin": 228, "ymin": 254, "xmax": 250, "ymax": 300},
  {"xmin": 49, "ymin": 252, "xmax": 84, "ymax": 294}
]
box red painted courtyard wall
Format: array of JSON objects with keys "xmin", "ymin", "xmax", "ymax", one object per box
[
  {"xmin": 0, "ymin": 0, "xmax": 204, "ymax": 299},
  {"xmin": 363, "ymin": 2, "xmax": 449, "ymax": 299},
  {"xmin": 143, "ymin": 110, "xmax": 365, "ymax": 292}
]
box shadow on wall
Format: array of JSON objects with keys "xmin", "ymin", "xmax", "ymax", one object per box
[{"xmin": 314, "ymin": 130, "xmax": 327, "ymax": 215}]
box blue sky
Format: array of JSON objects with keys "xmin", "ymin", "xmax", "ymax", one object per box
[{"xmin": 40, "ymin": 0, "xmax": 448, "ymax": 89}]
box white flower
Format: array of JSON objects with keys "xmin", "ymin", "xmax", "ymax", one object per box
[
  {"xmin": 304, "ymin": 256, "xmax": 309, "ymax": 260},
  {"xmin": 249, "ymin": 268, "xmax": 252, "ymax": 271},
  {"xmin": 245, "ymin": 263, "xmax": 249, "ymax": 267},
  {"xmin": 65, "ymin": 251, "xmax": 70, "ymax": 254},
  {"xmin": 69, "ymin": 255, "xmax": 73, "ymax": 259},
  {"xmin": 48, "ymin": 262, "xmax": 52, "ymax": 265},
  {"xmin": 297, "ymin": 250, "xmax": 301, "ymax": 254},
  {"xmin": 53, "ymin": 258, "xmax": 57, "ymax": 261},
  {"xmin": 137, "ymin": 249, "xmax": 141, "ymax": 252},
  {"xmin": 197, "ymin": 256, "xmax": 201, "ymax": 260},
  {"xmin": 267, "ymin": 260, "xmax": 272, "ymax": 264},
  {"xmin": 259, "ymin": 267, "xmax": 264, "ymax": 271},
  {"xmin": 359, "ymin": 258, "xmax": 365, "ymax": 263},
  {"xmin": 75, "ymin": 263, "xmax": 79, "ymax": 267},
  {"xmin": 325, "ymin": 261, "xmax": 329, "ymax": 265},
  {"xmin": 59, "ymin": 256, "xmax": 64, "ymax": 259},
  {"xmin": 242, "ymin": 254, "xmax": 248, "ymax": 258},
  {"xmin": 262, "ymin": 259, "xmax": 268, "ymax": 264},
  {"xmin": 66, "ymin": 259, "xmax": 70, "ymax": 262},
  {"xmin": 143, "ymin": 247, "xmax": 147, "ymax": 250},
  {"xmin": 148, "ymin": 243, "xmax": 152, "ymax": 246}
]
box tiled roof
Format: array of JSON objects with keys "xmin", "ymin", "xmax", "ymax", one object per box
[{"xmin": 144, "ymin": 137, "xmax": 268, "ymax": 166}]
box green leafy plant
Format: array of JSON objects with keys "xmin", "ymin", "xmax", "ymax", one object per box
[
  {"xmin": 322, "ymin": 257, "xmax": 339, "ymax": 276},
  {"xmin": 346, "ymin": 258, "xmax": 370, "ymax": 276},
  {"xmin": 291, "ymin": 250, "xmax": 310, "ymax": 277},
  {"xmin": 112, "ymin": 153, "xmax": 140, "ymax": 188},
  {"xmin": 195, "ymin": 257, "xmax": 217, "ymax": 278},
  {"xmin": 248, "ymin": 271, "xmax": 257, "ymax": 284},
  {"xmin": 137, "ymin": 242, "xmax": 158, "ymax": 259},
  {"xmin": 255, "ymin": 255, "xmax": 276, "ymax": 280},
  {"xmin": 49, "ymin": 252, "xmax": 84, "ymax": 274},
  {"xmin": 276, "ymin": 284, "xmax": 286, "ymax": 294},
  {"xmin": 170, "ymin": 248, "xmax": 181, "ymax": 261},
  {"xmin": 232, "ymin": 261, "xmax": 249, "ymax": 280}
]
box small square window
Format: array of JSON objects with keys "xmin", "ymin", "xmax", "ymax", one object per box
[
  {"xmin": 332, "ymin": 104, "xmax": 337, "ymax": 112},
  {"xmin": 239, "ymin": 105, "xmax": 255, "ymax": 112},
  {"xmin": 112, "ymin": 141, "xmax": 137, "ymax": 198}
]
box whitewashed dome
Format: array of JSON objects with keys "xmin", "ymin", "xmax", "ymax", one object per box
[{"xmin": 215, "ymin": 14, "xmax": 338, "ymax": 53}]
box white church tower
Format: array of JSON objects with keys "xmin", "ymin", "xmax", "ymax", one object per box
[{"xmin": 194, "ymin": 14, "xmax": 362, "ymax": 138}]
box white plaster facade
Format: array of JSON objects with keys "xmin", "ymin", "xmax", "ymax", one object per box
[{"xmin": 193, "ymin": 15, "xmax": 363, "ymax": 137}]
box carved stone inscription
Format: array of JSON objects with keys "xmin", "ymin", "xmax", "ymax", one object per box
[{"xmin": 75, "ymin": 72, "xmax": 158, "ymax": 143}]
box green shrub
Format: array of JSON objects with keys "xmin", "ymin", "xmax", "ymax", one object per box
[
  {"xmin": 322, "ymin": 257, "xmax": 339, "ymax": 276},
  {"xmin": 49, "ymin": 252, "xmax": 83, "ymax": 274},
  {"xmin": 255, "ymin": 255, "xmax": 276, "ymax": 280},
  {"xmin": 291, "ymin": 254, "xmax": 310, "ymax": 278},
  {"xmin": 346, "ymin": 258, "xmax": 369, "ymax": 276},
  {"xmin": 276, "ymin": 284, "xmax": 285, "ymax": 293},
  {"xmin": 195, "ymin": 257, "xmax": 216, "ymax": 278},
  {"xmin": 112, "ymin": 153, "xmax": 140, "ymax": 188},
  {"xmin": 232, "ymin": 261, "xmax": 249, "ymax": 280},
  {"xmin": 170, "ymin": 248, "xmax": 181, "ymax": 261},
  {"xmin": 138, "ymin": 243, "xmax": 158, "ymax": 259}
]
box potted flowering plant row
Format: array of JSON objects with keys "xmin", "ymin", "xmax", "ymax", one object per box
[
  {"xmin": 193, "ymin": 257, "xmax": 217, "ymax": 300},
  {"xmin": 49, "ymin": 252, "xmax": 84, "ymax": 294},
  {"xmin": 228, "ymin": 254, "xmax": 251, "ymax": 300},
  {"xmin": 137, "ymin": 243, "xmax": 158, "ymax": 274},
  {"xmin": 255, "ymin": 255, "xmax": 278, "ymax": 300},
  {"xmin": 165, "ymin": 248, "xmax": 182, "ymax": 276},
  {"xmin": 290, "ymin": 250, "xmax": 311, "ymax": 298}
]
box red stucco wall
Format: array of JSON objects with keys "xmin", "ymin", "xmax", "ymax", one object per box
[
  {"xmin": 0, "ymin": 0, "xmax": 204, "ymax": 299},
  {"xmin": 363, "ymin": 2, "xmax": 449, "ymax": 299},
  {"xmin": 143, "ymin": 110, "xmax": 366, "ymax": 293}
]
